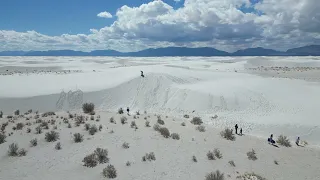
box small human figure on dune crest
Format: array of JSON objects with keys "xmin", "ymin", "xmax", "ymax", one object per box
[
  {"xmin": 235, "ymin": 124, "xmax": 238, "ymax": 134},
  {"xmin": 127, "ymin": 107, "xmax": 130, "ymax": 115},
  {"xmin": 268, "ymin": 134, "xmax": 276, "ymax": 145},
  {"xmin": 296, "ymin": 137, "xmax": 300, "ymax": 146},
  {"xmin": 141, "ymin": 71, "xmax": 144, "ymax": 78},
  {"xmin": 240, "ymin": 128, "xmax": 243, "ymax": 136}
]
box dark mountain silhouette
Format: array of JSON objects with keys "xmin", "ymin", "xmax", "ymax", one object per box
[{"xmin": 0, "ymin": 45, "xmax": 319, "ymax": 56}]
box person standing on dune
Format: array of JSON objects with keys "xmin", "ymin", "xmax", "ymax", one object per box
[
  {"xmin": 141, "ymin": 71, "xmax": 144, "ymax": 77},
  {"xmin": 235, "ymin": 124, "xmax": 238, "ymax": 134}
]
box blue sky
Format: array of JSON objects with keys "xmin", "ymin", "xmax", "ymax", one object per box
[
  {"xmin": 0, "ymin": 0, "xmax": 184, "ymax": 36},
  {"xmin": 0, "ymin": 0, "xmax": 319, "ymax": 52}
]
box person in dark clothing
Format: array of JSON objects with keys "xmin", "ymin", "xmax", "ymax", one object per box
[
  {"xmin": 268, "ymin": 134, "xmax": 275, "ymax": 144},
  {"xmin": 235, "ymin": 124, "xmax": 238, "ymax": 134},
  {"xmin": 140, "ymin": 71, "xmax": 144, "ymax": 77},
  {"xmin": 127, "ymin": 107, "xmax": 130, "ymax": 114},
  {"xmin": 240, "ymin": 128, "xmax": 243, "ymax": 135}
]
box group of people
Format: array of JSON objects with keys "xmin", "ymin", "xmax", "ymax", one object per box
[
  {"xmin": 268, "ymin": 134, "xmax": 301, "ymax": 146},
  {"xmin": 234, "ymin": 124, "xmax": 243, "ymax": 135}
]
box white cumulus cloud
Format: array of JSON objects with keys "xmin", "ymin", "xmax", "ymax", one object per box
[
  {"xmin": 1, "ymin": 0, "xmax": 320, "ymax": 52},
  {"xmin": 97, "ymin": 11, "xmax": 113, "ymax": 18}
]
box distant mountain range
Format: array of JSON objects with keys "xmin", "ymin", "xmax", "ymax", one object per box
[{"xmin": 0, "ymin": 45, "xmax": 319, "ymax": 56}]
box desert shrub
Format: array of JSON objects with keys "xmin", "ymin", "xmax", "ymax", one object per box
[
  {"xmin": 27, "ymin": 109, "xmax": 32, "ymax": 114},
  {"xmin": 110, "ymin": 117, "xmax": 115, "ymax": 124},
  {"xmin": 136, "ymin": 111, "xmax": 140, "ymax": 115},
  {"xmin": 35, "ymin": 118, "xmax": 42, "ymax": 123},
  {"xmin": 83, "ymin": 153, "xmax": 98, "ymax": 167},
  {"xmin": 229, "ymin": 160, "xmax": 236, "ymax": 167},
  {"xmin": 120, "ymin": 116, "xmax": 127, "ymax": 124},
  {"xmin": 84, "ymin": 123, "xmax": 91, "ymax": 131},
  {"xmin": 41, "ymin": 121, "xmax": 49, "ymax": 129},
  {"xmin": 73, "ymin": 133, "xmax": 84, "ymax": 143},
  {"xmin": 90, "ymin": 115, "xmax": 94, "ymax": 121},
  {"xmin": 50, "ymin": 119, "xmax": 56, "ymax": 125},
  {"xmin": 181, "ymin": 122, "xmax": 186, "ymax": 126},
  {"xmin": 171, "ymin": 133, "xmax": 180, "ymax": 140},
  {"xmin": 102, "ymin": 165, "xmax": 117, "ymax": 178},
  {"xmin": 30, "ymin": 138, "xmax": 37, "ymax": 147},
  {"xmin": 68, "ymin": 113, "xmax": 74, "ymax": 118},
  {"xmin": 118, "ymin": 108, "xmax": 124, "ymax": 114},
  {"xmin": 89, "ymin": 125, "xmax": 98, "ymax": 135},
  {"xmin": 126, "ymin": 161, "xmax": 131, "ymax": 166},
  {"xmin": 130, "ymin": 121, "xmax": 137, "ymax": 128},
  {"xmin": 159, "ymin": 127, "xmax": 170, "ymax": 138},
  {"xmin": 53, "ymin": 125, "xmax": 57, "ymax": 130},
  {"xmin": 184, "ymin": 114, "xmax": 190, "ymax": 118},
  {"xmin": 99, "ymin": 125, "xmax": 102, "ymax": 131},
  {"xmin": 8, "ymin": 143, "xmax": 19, "ymax": 156},
  {"xmin": 142, "ymin": 152, "xmax": 156, "ymax": 161},
  {"xmin": 35, "ymin": 125, "xmax": 42, "ymax": 134},
  {"xmin": 196, "ymin": 125, "xmax": 206, "ymax": 132},
  {"xmin": 68, "ymin": 123, "xmax": 72, "ymax": 128},
  {"xmin": 157, "ymin": 116, "xmax": 165, "ymax": 125},
  {"xmin": 14, "ymin": 110, "xmax": 20, "ymax": 115},
  {"xmin": 42, "ymin": 112, "xmax": 55, "ymax": 117},
  {"xmin": 191, "ymin": 117, "xmax": 203, "ymax": 125},
  {"xmin": 207, "ymin": 151, "xmax": 216, "ymax": 160},
  {"xmin": 247, "ymin": 149, "xmax": 257, "ymax": 161},
  {"xmin": 94, "ymin": 148, "xmax": 109, "ymax": 164},
  {"xmin": 82, "ymin": 103, "xmax": 95, "ymax": 114},
  {"xmin": 192, "ymin": 155, "xmax": 197, "ymax": 162},
  {"xmin": 16, "ymin": 123, "xmax": 24, "ymax": 130},
  {"xmin": 133, "ymin": 115, "xmax": 137, "ymax": 119},
  {"xmin": 214, "ymin": 148, "xmax": 223, "ymax": 159},
  {"xmin": 153, "ymin": 124, "xmax": 161, "ymax": 131},
  {"xmin": 122, "ymin": 142, "xmax": 130, "ymax": 149},
  {"xmin": 7, "ymin": 115, "xmax": 13, "ymax": 119},
  {"xmin": 144, "ymin": 117, "xmax": 147, "ymax": 120},
  {"xmin": 277, "ymin": 135, "xmax": 291, "ymax": 147},
  {"xmin": 12, "ymin": 126, "xmax": 17, "ymax": 130},
  {"xmin": 237, "ymin": 172, "xmax": 266, "ymax": 180},
  {"xmin": 145, "ymin": 121, "xmax": 150, "ymax": 127},
  {"xmin": 274, "ymin": 160, "xmax": 278, "ymax": 165},
  {"xmin": 55, "ymin": 142, "xmax": 61, "ymax": 150},
  {"xmin": 45, "ymin": 131, "xmax": 60, "ymax": 142},
  {"xmin": 18, "ymin": 148, "xmax": 27, "ymax": 156},
  {"xmin": 220, "ymin": 128, "xmax": 235, "ymax": 141},
  {"xmin": 0, "ymin": 133, "xmax": 6, "ymax": 144},
  {"xmin": 205, "ymin": 170, "xmax": 224, "ymax": 180},
  {"xmin": 75, "ymin": 116, "xmax": 85, "ymax": 126}
]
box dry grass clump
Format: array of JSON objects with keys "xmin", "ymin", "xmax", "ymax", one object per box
[
  {"xmin": 247, "ymin": 149, "xmax": 257, "ymax": 161},
  {"xmin": 157, "ymin": 116, "xmax": 165, "ymax": 125},
  {"xmin": 30, "ymin": 138, "xmax": 37, "ymax": 147},
  {"xmin": 220, "ymin": 128, "xmax": 235, "ymax": 141},
  {"xmin": 75, "ymin": 116, "xmax": 85, "ymax": 126},
  {"xmin": 142, "ymin": 152, "xmax": 156, "ymax": 162},
  {"xmin": 16, "ymin": 122, "xmax": 24, "ymax": 130},
  {"xmin": 83, "ymin": 147, "xmax": 109, "ymax": 167},
  {"xmin": 191, "ymin": 117, "xmax": 203, "ymax": 125},
  {"xmin": 205, "ymin": 170, "xmax": 224, "ymax": 180},
  {"xmin": 277, "ymin": 135, "xmax": 291, "ymax": 147},
  {"xmin": 121, "ymin": 116, "xmax": 127, "ymax": 124},
  {"xmin": 0, "ymin": 133, "xmax": 6, "ymax": 144},
  {"xmin": 118, "ymin": 108, "xmax": 124, "ymax": 114},
  {"xmin": 159, "ymin": 127, "xmax": 170, "ymax": 138},
  {"xmin": 214, "ymin": 148, "xmax": 223, "ymax": 159},
  {"xmin": 153, "ymin": 124, "xmax": 161, "ymax": 131},
  {"xmin": 84, "ymin": 123, "xmax": 91, "ymax": 131},
  {"xmin": 184, "ymin": 114, "xmax": 190, "ymax": 118},
  {"xmin": 14, "ymin": 110, "xmax": 20, "ymax": 116},
  {"xmin": 42, "ymin": 112, "xmax": 55, "ymax": 117},
  {"xmin": 8, "ymin": 143, "xmax": 27, "ymax": 156},
  {"xmin": 192, "ymin": 155, "xmax": 197, "ymax": 162},
  {"xmin": 130, "ymin": 121, "xmax": 137, "ymax": 128},
  {"xmin": 55, "ymin": 142, "xmax": 62, "ymax": 150},
  {"xmin": 74, "ymin": 133, "xmax": 84, "ymax": 143},
  {"xmin": 122, "ymin": 142, "xmax": 130, "ymax": 149},
  {"xmin": 102, "ymin": 165, "xmax": 117, "ymax": 179},
  {"xmin": 110, "ymin": 117, "xmax": 116, "ymax": 124},
  {"xmin": 229, "ymin": 160, "xmax": 236, "ymax": 167},
  {"xmin": 45, "ymin": 131, "xmax": 60, "ymax": 142},
  {"xmin": 207, "ymin": 151, "xmax": 216, "ymax": 160},
  {"xmin": 181, "ymin": 122, "xmax": 186, "ymax": 126},
  {"xmin": 196, "ymin": 125, "xmax": 206, "ymax": 132},
  {"xmin": 82, "ymin": 103, "xmax": 95, "ymax": 114},
  {"xmin": 83, "ymin": 153, "xmax": 98, "ymax": 167},
  {"xmin": 89, "ymin": 125, "xmax": 98, "ymax": 135},
  {"xmin": 171, "ymin": 133, "xmax": 180, "ymax": 140},
  {"xmin": 236, "ymin": 172, "xmax": 266, "ymax": 180},
  {"xmin": 35, "ymin": 125, "xmax": 42, "ymax": 134}
]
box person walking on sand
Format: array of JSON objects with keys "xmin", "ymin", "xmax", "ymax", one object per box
[
  {"xmin": 296, "ymin": 137, "xmax": 300, "ymax": 146},
  {"xmin": 240, "ymin": 128, "xmax": 243, "ymax": 135},
  {"xmin": 127, "ymin": 107, "xmax": 130, "ymax": 115},
  {"xmin": 140, "ymin": 71, "xmax": 144, "ymax": 77},
  {"xmin": 235, "ymin": 124, "xmax": 238, "ymax": 134}
]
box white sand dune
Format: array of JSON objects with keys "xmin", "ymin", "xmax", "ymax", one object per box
[{"xmin": 1, "ymin": 56, "xmax": 320, "ymax": 179}]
